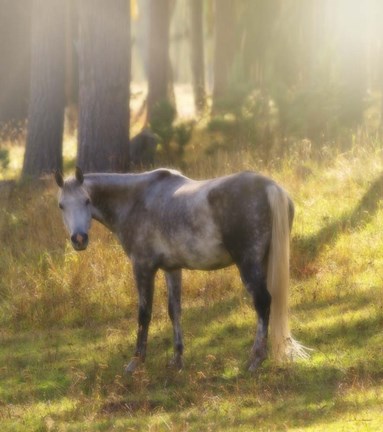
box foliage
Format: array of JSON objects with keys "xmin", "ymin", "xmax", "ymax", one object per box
[
  {"xmin": 207, "ymin": 88, "xmax": 278, "ymax": 159},
  {"xmin": 0, "ymin": 124, "xmax": 25, "ymax": 179},
  {"xmin": 0, "ymin": 147, "xmax": 9, "ymax": 170},
  {"xmin": 173, "ymin": 120, "xmax": 194, "ymax": 157},
  {"xmin": 149, "ymin": 100, "xmax": 194, "ymax": 159},
  {"xmin": 149, "ymin": 100, "xmax": 177, "ymax": 154},
  {"xmin": 210, "ymin": 0, "xmax": 383, "ymax": 151}
]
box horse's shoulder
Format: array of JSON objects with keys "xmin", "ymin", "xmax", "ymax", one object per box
[
  {"xmin": 152, "ymin": 168, "xmax": 182, "ymax": 177},
  {"xmin": 150, "ymin": 168, "xmax": 185, "ymax": 182},
  {"xmin": 147, "ymin": 168, "xmax": 183, "ymax": 180},
  {"xmin": 141, "ymin": 169, "xmax": 187, "ymax": 204}
]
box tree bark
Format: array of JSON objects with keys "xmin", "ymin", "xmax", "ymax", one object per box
[
  {"xmin": 0, "ymin": 0, "xmax": 31, "ymax": 125},
  {"xmin": 189, "ymin": 0, "xmax": 206, "ymax": 113},
  {"xmin": 212, "ymin": 0, "xmax": 236, "ymax": 112},
  {"xmin": 77, "ymin": 0, "xmax": 131, "ymax": 172},
  {"xmin": 147, "ymin": 0, "xmax": 171, "ymax": 124},
  {"xmin": 22, "ymin": 0, "xmax": 65, "ymax": 178}
]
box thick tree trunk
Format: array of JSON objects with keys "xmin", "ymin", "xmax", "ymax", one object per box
[
  {"xmin": 65, "ymin": 0, "xmax": 78, "ymax": 105},
  {"xmin": 212, "ymin": 0, "xmax": 236, "ymax": 112},
  {"xmin": 0, "ymin": 0, "xmax": 31, "ymax": 125},
  {"xmin": 22, "ymin": 0, "xmax": 65, "ymax": 178},
  {"xmin": 77, "ymin": 0, "xmax": 131, "ymax": 173},
  {"xmin": 189, "ymin": 0, "xmax": 206, "ymax": 113},
  {"xmin": 147, "ymin": 0, "xmax": 171, "ymax": 124}
]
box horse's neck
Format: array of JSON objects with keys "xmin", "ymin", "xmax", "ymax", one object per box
[
  {"xmin": 85, "ymin": 173, "xmax": 142, "ymax": 190},
  {"xmin": 84, "ymin": 174, "xmax": 141, "ymax": 230},
  {"xmin": 83, "ymin": 169, "xmax": 182, "ymax": 231}
]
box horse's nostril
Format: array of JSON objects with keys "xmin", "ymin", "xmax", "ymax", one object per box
[{"xmin": 71, "ymin": 233, "xmax": 88, "ymax": 246}]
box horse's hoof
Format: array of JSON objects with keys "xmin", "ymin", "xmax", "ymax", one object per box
[
  {"xmin": 167, "ymin": 355, "xmax": 184, "ymax": 371},
  {"xmin": 248, "ymin": 355, "xmax": 266, "ymax": 372},
  {"xmin": 124, "ymin": 357, "xmax": 142, "ymax": 374}
]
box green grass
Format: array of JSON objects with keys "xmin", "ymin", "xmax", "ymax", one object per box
[{"xmin": 1, "ymin": 133, "xmax": 383, "ymax": 430}]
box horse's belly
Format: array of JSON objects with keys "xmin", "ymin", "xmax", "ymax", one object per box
[
  {"xmin": 154, "ymin": 233, "xmax": 233, "ymax": 270},
  {"xmin": 180, "ymin": 245, "xmax": 233, "ymax": 270}
]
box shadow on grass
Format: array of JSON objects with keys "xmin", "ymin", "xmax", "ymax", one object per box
[
  {"xmin": 100, "ymin": 296, "xmax": 382, "ymax": 430},
  {"xmin": 1, "ymin": 290, "xmax": 382, "ymax": 430},
  {"xmin": 295, "ymin": 285, "xmax": 379, "ymax": 316},
  {"xmin": 0, "ymin": 327, "xmax": 107, "ymax": 403},
  {"xmin": 293, "ymin": 172, "xmax": 383, "ymax": 274},
  {"xmin": 298, "ymin": 310, "xmax": 383, "ymax": 351}
]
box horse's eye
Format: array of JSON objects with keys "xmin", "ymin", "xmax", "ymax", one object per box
[
  {"xmin": 85, "ymin": 198, "xmax": 90, "ymax": 206},
  {"xmin": 58, "ymin": 203, "xmax": 64, "ymax": 210}
]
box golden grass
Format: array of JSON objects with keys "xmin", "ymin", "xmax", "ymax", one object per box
[{"xmin": 1, "ymin": 131, "xmax": 383, "ymax": 430}]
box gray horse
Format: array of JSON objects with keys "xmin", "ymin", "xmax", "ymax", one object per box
[{"xmin": 55, "ymin": 167, "xmax": 308, "ymax": 373}]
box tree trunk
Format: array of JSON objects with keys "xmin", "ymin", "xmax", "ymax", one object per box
[
  {"xmin": 0, "ymin": 0, "xmax": 31, "ymax": 125},
  {"xmin": 77, "ymin": 0, "xmax": 131, "ymax": 173},
  {"xmin": 22, "ymin": 0, "xmax": 65, "ymax": 178},
  {"xmin": 212, "ymin": 0, "xmax": 236, "ymax": 112},
  {"xmin": 189, "ymin": 0, "xmax": 206, "ymax": 113},
  {"xmin": 147, "ymin": 0, "xmax": 171, "ymax": 124},
  {"xmin": 337, "ymin": 0, "xmax": 367, "ymax": 129},
  {"xmin": 65, "ymin": 0, "xmax": 79, "ymax": 133}
]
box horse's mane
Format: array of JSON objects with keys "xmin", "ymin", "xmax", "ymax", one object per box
[{"xmin": 83, "ymin": 169, "xmax": 185, "ymax": 195}]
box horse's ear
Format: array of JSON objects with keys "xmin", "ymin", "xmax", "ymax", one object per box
[
  {"xmin": 75, "ymin": 166, "xmax": 84, "ymax": 185},
  {"xmin": 54, "ymin": 170, "xmax": 64, "ymax": 188}
]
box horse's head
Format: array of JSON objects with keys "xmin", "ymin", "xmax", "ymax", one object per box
[{"xmin": 55, "ymin": 167, "xmax": 91, "ymax": 251}]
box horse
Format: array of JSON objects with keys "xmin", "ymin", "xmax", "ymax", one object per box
[{"xmin": 55, "ymin": 167, "xmax": 309, "ymax": 373}]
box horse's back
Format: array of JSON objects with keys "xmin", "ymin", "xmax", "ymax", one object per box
[
  {"xmin": 138, "ymin": 170, "xmax": 231, "ymax": 270},
  {"xmin": 135, "ymin": 170, "xmax": 290, "ymax": 269}
]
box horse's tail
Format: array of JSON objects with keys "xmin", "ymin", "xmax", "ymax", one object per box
[{"xmin": 266, "ymin": 184, "xmax": 311, "ymax": 362}]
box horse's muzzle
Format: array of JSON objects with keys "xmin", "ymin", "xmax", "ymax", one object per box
[{"xmin": 71, "ymin": 232, "xmax": 89, "ymax": 251}]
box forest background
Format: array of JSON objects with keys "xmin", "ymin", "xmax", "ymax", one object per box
[{"xmin": 1, "ymin": 1, "xmax": 383, "ymax": 431}]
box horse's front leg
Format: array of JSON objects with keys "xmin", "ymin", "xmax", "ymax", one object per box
[
  {"xmin": 165, "ymin": 269, "xmax": 184, "ymax": 370},
  {"xmin": 125, "ymin": 263, "xmax": 156, "ymax": 373}
]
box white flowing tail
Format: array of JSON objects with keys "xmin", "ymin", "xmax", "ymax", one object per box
[{"xmin": 266, "ymin": 184, "xmax": 311, "ymax": 362}]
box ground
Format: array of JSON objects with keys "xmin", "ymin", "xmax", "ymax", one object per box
[{"xmin": 0, "ymin": 118, "xmax": 383, "ymax": 430}]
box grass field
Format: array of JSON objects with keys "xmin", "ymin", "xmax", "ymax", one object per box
[{"xmin": 0, "ymin": 132, "xmax": 383, "ymax": 431}]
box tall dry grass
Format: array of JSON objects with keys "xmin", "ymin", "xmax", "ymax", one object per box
[{"xmin": 1, "ymin": 129, "xmax": 383, "ymax": 430}]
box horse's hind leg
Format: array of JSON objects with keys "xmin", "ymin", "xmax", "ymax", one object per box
[
  {"xmin": 237, "ymin": 255, "xmax": 271, "ymax": 371},
  {"xmin": 165, "ymin": 270, "xmax": 184, "ymax": 370},
  {"xmin": 125, "ymin": 264, "xmax": 156, "ymax": 373}
]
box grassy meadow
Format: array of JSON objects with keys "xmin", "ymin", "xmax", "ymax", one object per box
[{"xmin": 1, "ymin": 129, "xmax": 383, "ymax": 431}]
